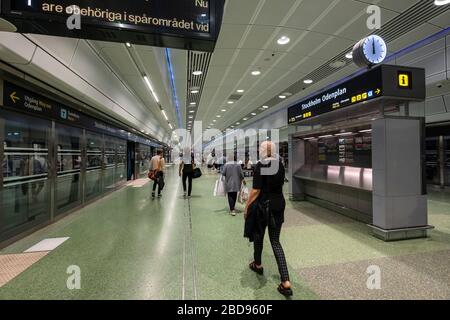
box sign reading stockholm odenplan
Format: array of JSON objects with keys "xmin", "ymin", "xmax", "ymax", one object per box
[{"xmin": 0, "ymin": 0, "xmax": 225, "ymax": 52}]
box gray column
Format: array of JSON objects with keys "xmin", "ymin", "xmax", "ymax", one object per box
[
  {"xmin": 371, "ymin": 117, "xmax": 432, "ymax": 241},
  {"xmin": 288, "ymin": 134, "xmax": 305, "ymax": 201}
]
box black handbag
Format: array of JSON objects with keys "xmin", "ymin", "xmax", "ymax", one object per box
[{"xmin": 192, "ymin": 168, "xmax": 202, "ymax": 179}]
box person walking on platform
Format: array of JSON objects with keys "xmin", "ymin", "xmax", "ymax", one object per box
[
  {"xmin": 150, "ymin": 150, "xmax": 165, "ymax": 198},
  {"xmin": 244, "ymin": 141, "xmax": 292, "ymax": 297},
  {"xmin": 222, "ymin": 154, "xmax": 245, "ymax": 216},
  {"xmin": 179, "ymin": 148, "xmax": 195, "ymax": 198}
]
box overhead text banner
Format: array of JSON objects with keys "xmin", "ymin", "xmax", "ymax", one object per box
[
  {"xmin": 0, "ymin": 0, "xmax": 224, "ymax": 52},
  {"xmin": 2, "ymin": 81, "xmax": 161, "ymax": 147}
]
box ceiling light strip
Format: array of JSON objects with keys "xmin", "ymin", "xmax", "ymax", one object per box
[{"xmin": 165, "ymin": 48, "xmax": 182, "ymax": 128}]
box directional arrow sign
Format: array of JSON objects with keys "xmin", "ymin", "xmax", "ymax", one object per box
[
  {"xmin": 375, "ymin": 88, "xmax": 381, "ymax": 95},
  {"xmin": 10, "ymin": 91, "xmax": 20, "ymax": 103}
]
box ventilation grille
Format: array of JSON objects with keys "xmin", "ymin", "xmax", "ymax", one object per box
[
  {"xmin": 228, "ymin": 94, "xmax": 243, "ymax": 101},
  {"xmin": 186, "ymin": 51, "xmax": 212, "ymax": 129},
  {"xmin": 236, "ymin": 0, "xmax": 449, "ymax": 127}
]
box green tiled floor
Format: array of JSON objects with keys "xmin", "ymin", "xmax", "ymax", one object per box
[{"xmin": 1, "ymin": 168, "xmax": 450, "ymax": 300}]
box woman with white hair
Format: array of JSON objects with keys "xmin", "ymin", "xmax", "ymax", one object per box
[{"xmin": 244, "ymin": 140, "xmax": 292, "ymax": 296}]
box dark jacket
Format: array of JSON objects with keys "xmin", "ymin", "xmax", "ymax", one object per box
[{"xmin": 244, "ymin": 199, "xmax": 276, "ymax": 242}]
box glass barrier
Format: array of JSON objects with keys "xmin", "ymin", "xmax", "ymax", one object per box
[
  {"xmin": 445, "ymin": 137, "xmax": 450, "ymax": 187},
  {"xmin": 103, "ymin": 135, "xmax": 116, "ymax": 191},
  {"xmin": 86, "ymin": 131, "xmax": 103, "ymax": 201},
  {"xmin": 426, "ymin": 137, "xmax": 440, "ymax": 185},
  {"xmin": 55, "ymin": 124, "xmax": 82, "ymax": 215},
  {"xmin": 1, "ymin": 111, "xmax": 50, "ymax": 239},
  {"xmin": 116, "ymin": 139, "xmax": 127, "ymax": 185}
]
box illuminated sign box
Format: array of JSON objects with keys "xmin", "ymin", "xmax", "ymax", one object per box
[
  {"xmin": 288, "ymin": 65, "xmax": 425, "ymax": 125},
  {"xmin": 0, "ymin": 0, "xmax": 225, "ymax": 52}
]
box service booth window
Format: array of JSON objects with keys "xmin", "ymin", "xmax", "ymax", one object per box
[
  {"xmin": 317, "ymin": 134, "xmax": 372, "ymax": 168},
  {"xmin": 86, "ymin": 131, "xmax": 103, "ymax": 201},
  {"xmin": 55, "ymin": 124, "xmax": 82, "ymax": 215},
  {"xmin": 1, "ymin": 111, "xmax": 50, "ymax": 240}
]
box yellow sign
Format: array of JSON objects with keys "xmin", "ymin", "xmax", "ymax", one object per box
[
  {"xmin": 398, "ymin": 73, "xmax": 410, "ymax": 88},
  {"xmin": 351, "ymin": 96, "xmax": 357, "ymax": 103},
  {"xmin": 357, "ymin": 94, "xmax": 362, "ymax": 102},
  {"xmin": 362, "ymin": 92, "xmax": 368, "ymax": 100},
  {"xmin": 10, "ymin": 92, "xmax": 20, "ymax": 103},
  {"xmin": 303, "ymin": 112, "xmax": 312, "ymax": 119}
]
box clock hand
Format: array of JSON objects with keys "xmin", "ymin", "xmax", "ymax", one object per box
[{"xmin": 372, "ymin": 39, "xmax": 376, "ymax": 55}]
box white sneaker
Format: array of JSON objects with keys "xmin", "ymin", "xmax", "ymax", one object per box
[{"xmin": 230, "ymin": 210, "xmax": 236, "ymax": 216}]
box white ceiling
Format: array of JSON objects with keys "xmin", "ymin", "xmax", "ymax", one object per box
[{"xmin": 192, "ymin": 0, "xmax": 449, "ymax": 132}]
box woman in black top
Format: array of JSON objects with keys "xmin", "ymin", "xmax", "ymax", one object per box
[{"xmin": 244, "ymin": 141, "xmax": 292, "ymax": 296}]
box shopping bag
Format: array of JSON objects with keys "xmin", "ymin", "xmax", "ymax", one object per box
[
  {"xmin": 148, "ymin": 170, "xmax": 157, "ymax": 181},
  {"xmin": 239, "ymin": 185, "xmax": 249, "ymax": 204},
  {"xmin": 213, "ymin": 177, "xmax": 226, "ymax": 197}
]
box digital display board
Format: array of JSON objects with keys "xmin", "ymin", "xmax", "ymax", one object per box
[
  {"xmin": 0, "ymin": 0, "xmax": 224, "ymax": 52},
  {"xmin": 288, "ymin": 65, "xmax": 426, "ymax": 125}
]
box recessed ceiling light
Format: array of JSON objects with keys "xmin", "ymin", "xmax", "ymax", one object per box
[
  {"xmin": 277, "ymin": 36, "xmax": 290, "ymax": 45},
  {"xmin": 125, "ymin": 42, "xmax": 132, "ymax": 48},
  {"xmin": 221, "ymin": 109, "xmax": 227, "ymax": 112},
  {"xmin": 189, "ymin": 110, "xmax": 195, "ymax": 113},
  {"xmin": 189, "ymin": 116, "xmax": 194, "ymax": 119},
  {"xmin": 190, "ymin": 102, "xmax": 196, "ymax": 105},
  {"xmin": 345, "ymin": 52, "xmax": 353, "ymax": 59},
  {"xmin": 227, "ymin": 101, "xmax": 234, "ymax": 104},
  {"xmin": 192, "ymin": 71, "xmax": 202, "ymax": 76},
  {"xmin": 213, "ymin": 120, "xmax": 217, "ymax": 122},
  {"xmin": 262, "ymin": 105, "xmax": 269, "ymax": 109},
  {"xmin": 243, "ymin": 118, "xmax": 248, "ymax": 121},
  {"xmin": 279, "ymin": 95, "xmax": 287, "ymax": 99},
  {"xmin": 251, "ymin": 112, "xmax": 257, "ymax": 116},
  {"xmin": 236, "ymin": 122, "xmax": 240, "ymax": 125},
  {"xmin": 251, "ymin": 70, "xmax": 261, "ymax": 76},
  {"xmin": 191, "ymin": 90, "xmax": 199, "ymax": 94},
  {"xmin": 304, "ymin": 79, "xmax": 313, "ymax": 84},
  {"xmin": 237, "ymin": 89, "xmax": 245, "ymax": 93},
  {"xmin": 216, "ymin": 115, "xmax": 221, "ymax": 118}
]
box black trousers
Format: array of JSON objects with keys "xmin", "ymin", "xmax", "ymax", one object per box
[
  {"xmin": 152, "ymin": 171, "xmax": 164, "ymax": 195},
  {"xmin": 254, "ymin": 222, "xmax": 290, "ymax": 282},
  {"xmin": 182, "ymin": 171, "xmax": 193, "ymax": 196},
  {"xmin": 227, "ymin": 192, "xmax": 238, "ymax": 211}
]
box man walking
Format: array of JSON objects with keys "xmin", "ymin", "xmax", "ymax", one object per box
[{"xmin": 150, "ymin": 150, "xmax": 166, "ymax": 198}]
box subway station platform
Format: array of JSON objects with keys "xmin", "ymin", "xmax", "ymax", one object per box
[{"xmin": 1, "ymin": 168, "xmax": 449, "ymax": 300}]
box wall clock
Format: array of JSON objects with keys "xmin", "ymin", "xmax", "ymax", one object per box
[{"xmin": 352, "ymin": 35, "xmax": 387, "ymax": 68}]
